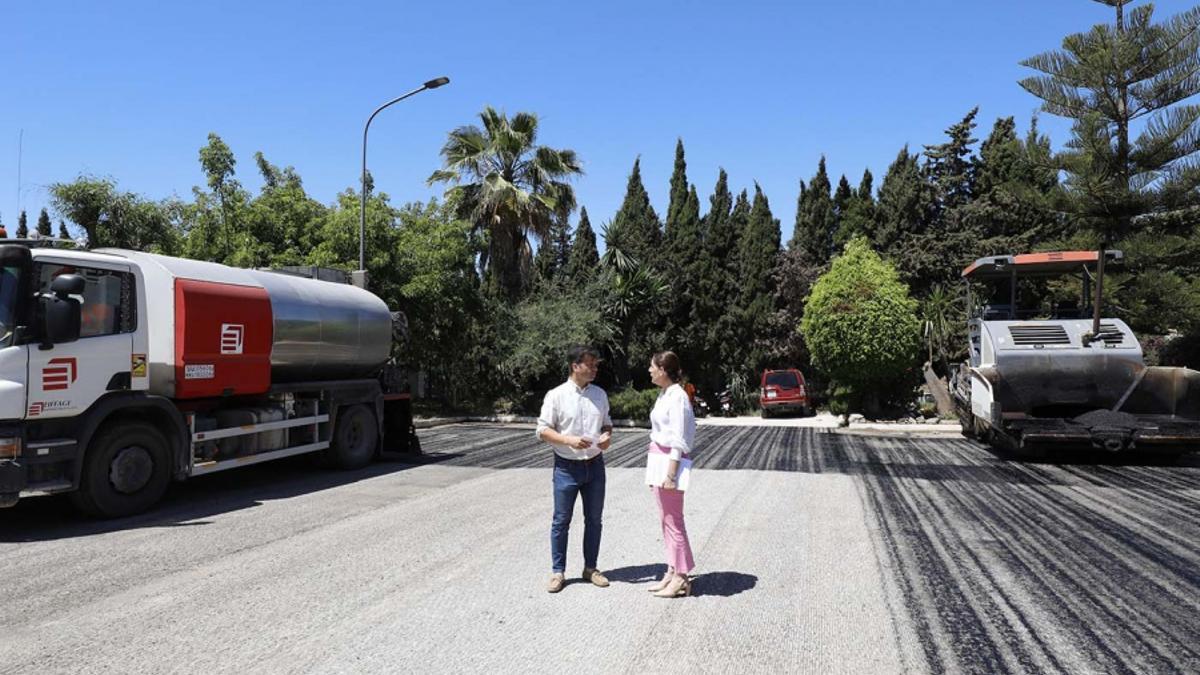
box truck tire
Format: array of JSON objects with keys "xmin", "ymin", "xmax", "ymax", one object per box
[
  {"xmin": 70, "ymin": 421, "xmax": 171, "ymax": 518},
  {"xmin": 327, "ymin": 404, "xmax": 378, "ymax": 470}
]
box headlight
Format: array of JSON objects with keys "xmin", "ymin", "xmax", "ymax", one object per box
[{"xmin": 0, "ymin": 437, "xmax": 20, "ymax": 460}]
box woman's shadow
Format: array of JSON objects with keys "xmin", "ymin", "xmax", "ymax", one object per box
[{"xmin": 605, "ymin": 564, "xmax": 757, "ymax": 597}]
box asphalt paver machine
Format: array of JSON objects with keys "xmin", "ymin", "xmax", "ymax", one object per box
[{"xmin": 950, "ymin": 250, "xmax": 1200, "ymax": 455}]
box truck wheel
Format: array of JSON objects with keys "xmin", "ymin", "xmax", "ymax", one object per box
[
  {"xmin": 328, "ymin": 404, "xmax": 378, "ymax": 470},
  {"xmin": 70, "ymin": 421, "xmax": 171, "ymax": 518}
]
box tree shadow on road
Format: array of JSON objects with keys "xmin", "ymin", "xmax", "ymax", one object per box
[{"xmin": 0, "ymin": 450, "xmax": 454, "ymax": 543}]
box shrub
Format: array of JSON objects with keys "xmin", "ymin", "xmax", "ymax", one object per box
[
  {"xmin": 801, "ymin": 237, "xmax": 921, "ymax": 417},
  {"xmin": 609, "ymin": 387, "xmax": 660, "ymax": 421}
]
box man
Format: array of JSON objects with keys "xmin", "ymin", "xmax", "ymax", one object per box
[{"xmin": 536, "ymin": 345, "xmax": 613, "ymax": 593}]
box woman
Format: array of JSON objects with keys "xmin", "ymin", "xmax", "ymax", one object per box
[{"xmin": 646, "ymin": 350, "xmax": 696, "ymax": 598}]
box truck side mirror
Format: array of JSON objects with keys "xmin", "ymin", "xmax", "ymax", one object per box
[
  {"xmin": 38, "ymin": 274, "xmax": 84, "ymax": 348},
  {"xmin": 50, "ymin": 274, "xmax": 85, "ymax": 297}
]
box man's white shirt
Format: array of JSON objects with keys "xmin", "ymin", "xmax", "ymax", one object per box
[{"xmin": 536, "ymin": 380, "xmax": 613, "ymax": 460}]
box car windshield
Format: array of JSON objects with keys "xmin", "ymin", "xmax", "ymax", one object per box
[
  {"xmin": 765, "ymin": 372, "xmax": 798, "ymax": 388},
  {"xmin": 0, "ymin": 265, "xmax": 19, "ymax": 348}
]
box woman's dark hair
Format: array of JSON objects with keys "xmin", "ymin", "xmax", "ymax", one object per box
[{"xmin": 652, "ymin": 351, "xmax": 682, "ymax": 383}]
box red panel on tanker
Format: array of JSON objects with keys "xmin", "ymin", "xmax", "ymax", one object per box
[{"xmin": 174, "ymin": 279, "xmax": 273, "ymax": 398}]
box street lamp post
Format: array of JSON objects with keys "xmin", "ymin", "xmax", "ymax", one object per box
[{"xmin": 357, "ymin": 76, "xmax": 450, "ymax": 287}]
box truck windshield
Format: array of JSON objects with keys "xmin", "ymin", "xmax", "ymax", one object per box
[{"xmin": 0, "ymin": 265, "xmax": 19, "ymax": 348}]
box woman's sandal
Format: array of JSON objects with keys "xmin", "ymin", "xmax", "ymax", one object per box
[
  {"xmin": 653, "ymin": 574, "xmax": 691, "ymax": 598},
  {"xmin": 647, "ymin": 567, "xmax": 675, "ymax": 592}
]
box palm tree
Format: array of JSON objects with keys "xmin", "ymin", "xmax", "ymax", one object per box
[{"xmin": 429, "ymin": 107, "xmax": 583, "ymax": 299}]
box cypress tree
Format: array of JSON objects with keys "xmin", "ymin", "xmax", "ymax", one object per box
[
  {"xmin": 664, "ymin": 139, "xmax": 690, "ymax": 245},
  {"xmin": 790, "ymin": 157, "xmax": 836, "ymax": 264},
  {"xmin": 873, "ymin": 146, "xmax": 928, "ymax": 256},
  {"xmin": 606, "ymin": 158, "xmax": 662, "ymax": 266},
  {"xmin": 16, "ymin": 210, "xmax": 28, "ymax": 239},
  {"xmin": 564, "ymin": 207, "xmax": 599, "ymax": 284},
  {"xmin": 737, "ymin": 185, "xmax": 783, "ymax": 371},
  {"xmin": 833, "ymin": 175, "xmax": 854, "ymax": 217},
  {"xmin": 835, "ymin": 169, "xmax": 877, "ymax": 248},
  {"xmin": 535, "ymin": 218, "xmax": 571, "ymax": 285},
  {"xmin": 58, "ymin": 221, "xmax": 71, "ymax": 241},
  {"xmin": 36, "ymin": 208, "xmax": 53, "ymax": 236}
]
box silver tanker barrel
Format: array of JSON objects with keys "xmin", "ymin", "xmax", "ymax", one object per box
[{"xmin": 247, "ymin": 270, "xmax": 392, "ymax": 383}]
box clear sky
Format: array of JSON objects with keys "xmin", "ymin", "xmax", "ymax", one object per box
[{"xmin": 3, "ymin": 0, "xmax": 1197, "ymax": 244}]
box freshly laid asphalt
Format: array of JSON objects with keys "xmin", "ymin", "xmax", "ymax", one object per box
[{"xmin": 1, "ymin": 423, "xmax": 1198, "ymax": 674}]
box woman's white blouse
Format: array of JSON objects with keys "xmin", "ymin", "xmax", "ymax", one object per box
[{"xmin": 649, "ymin": 383, "xmax": 696, "ymax": 460}]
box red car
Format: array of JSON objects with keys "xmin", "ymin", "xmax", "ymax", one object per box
[{"xmin": 760, "ymin": 369, "xmax": 809, "ymax": 417}]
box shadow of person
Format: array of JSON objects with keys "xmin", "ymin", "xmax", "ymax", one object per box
[
  {"xmin": 690, "ymin": 571, "xmax": 757, "ymax": 597},
  {"xmin": 604, "ymin": 563, "xmax": 667, "ymax": 584}
]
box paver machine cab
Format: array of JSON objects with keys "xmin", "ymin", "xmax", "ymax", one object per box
[{"xmin": 950, "ymin": 250, "xmax": 1200, "ymax": 456}]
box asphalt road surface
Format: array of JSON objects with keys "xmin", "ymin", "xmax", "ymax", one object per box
[{"xmin": 2, "ymin": 424, "xmax": 1199, "ymax": 674}]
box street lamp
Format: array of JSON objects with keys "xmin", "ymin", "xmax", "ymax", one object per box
[{"xmin": 357, "ymin": 76, "xmax": 450, "ymax": 287}]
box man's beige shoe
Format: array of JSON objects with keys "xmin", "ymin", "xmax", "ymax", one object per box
[
  {"xmin": 582, "ymin": 568, "xmax": 610, "ymax": 587},
  {"xmin": 547, "ymin": 573, "xmax": 565, "ymax": 593}
]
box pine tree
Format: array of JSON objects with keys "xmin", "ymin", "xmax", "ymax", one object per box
[
  {"xmin": 564, "ymin": 207, "xmax": 599, "ymax": 284},
  {"xmin": 58, "ymin": 221, "xmax": 71, "ymax": 241},
  {"xmin": 1021, "ymin": 0, "xmax": 1200, "ymax": 334},
  {"xmin": 605, "ymin": 158, "xmax": 662, "ymax": 266},
  {"xmin": 36, "ymin": 208, "xmax": 52, "ymax": 236},
  {"xmin": 922, "ymin": 107, "xmax": 979, "ymax": 215},
  {"xmin": 790, "ymin": 157, "xmax": 837, "ymax": 264},
  {"xmin": 16, "ymin": 210, "xmax": 28, "ymax": 239}
]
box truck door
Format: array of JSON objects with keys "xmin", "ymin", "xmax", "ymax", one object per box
[{"xmin": 25, "ymin": 260, "xmax": 136, "ymax": 421}]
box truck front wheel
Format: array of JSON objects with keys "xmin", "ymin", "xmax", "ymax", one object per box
[
  {"xmin": 327, "ymin": 404, "xmax": 378, "ymax": 470},
  {"xmin": 70, "ymin": 421, "xmax": 171, "ymax": 518}
]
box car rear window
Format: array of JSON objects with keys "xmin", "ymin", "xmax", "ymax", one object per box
[{"xmin": 765, "ymin": 372, "xmax": 799, "ymax": 388}]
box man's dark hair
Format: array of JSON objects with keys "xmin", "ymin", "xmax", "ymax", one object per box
[{"xmin": 567, "ymin": 344, "xmax": 600, "ymax": 365}]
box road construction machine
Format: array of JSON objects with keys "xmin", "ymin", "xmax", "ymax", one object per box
[{"xmin": 950, "ymin": 250, "xmax": 1200, "ymax": 456}]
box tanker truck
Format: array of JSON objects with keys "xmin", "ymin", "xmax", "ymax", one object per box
[
  {"xmin": 950, "ymin": 250, "xmax": 1200, "ymax": 456},
  {"xmin": 0, "ymin": 243, "xmax": 417, "ymax": 517}
]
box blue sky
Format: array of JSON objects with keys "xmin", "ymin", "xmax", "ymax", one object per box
[{"xmin": 3, "ymin": 0, "xmax": 1197, "ymax": 244}]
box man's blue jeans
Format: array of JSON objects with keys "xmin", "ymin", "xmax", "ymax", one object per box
[{"xmin": 551, "ymin": 453, "xmax": 606, "ymax": 573}]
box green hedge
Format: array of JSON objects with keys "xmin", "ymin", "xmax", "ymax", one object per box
[{"xmin": 609, "ymin": 387, "xmax": 660, "ymax": 421}]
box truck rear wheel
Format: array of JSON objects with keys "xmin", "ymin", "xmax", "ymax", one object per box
[
  {"xmin": 327, "ymin": 404, "xmax": 378, "ymax": 470},
  {"xmin": 70, "ymin": 421, "xmax": 171, "ymax": 518}
]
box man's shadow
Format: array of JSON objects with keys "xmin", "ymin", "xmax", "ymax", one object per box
[{"xmin": 605, "ymin": 564, "xmax": 757, "ymax": 597}]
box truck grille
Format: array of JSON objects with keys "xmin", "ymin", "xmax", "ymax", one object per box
[{"xmin": 1008, "ymin": 325, "xmax": 1071, "ymax": 346}]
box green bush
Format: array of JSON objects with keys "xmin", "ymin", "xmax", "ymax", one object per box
[
  {"xmin": 801, "ymin": 237, "xmax": 921, "ymax": 417},
  {"xmin": 609, "ymin": 387, "xmax": 660, "ymax": 421}
]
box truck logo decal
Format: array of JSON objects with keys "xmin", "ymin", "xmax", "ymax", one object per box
[
  {"xmin": 220, "ymin": 324, "xmax": 244, "ymax": 355},
  {"xmin": 28, "ymin": 400, "xmax": 73, "ymax": 417},
  {"xmin": 43, "ymin": 357, "xmax": 78, "ymax": 391}
]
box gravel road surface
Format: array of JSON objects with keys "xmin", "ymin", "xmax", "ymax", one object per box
[{"xmin": 2, "ymin": 424, "xmax": 1198, "ymax": 674}]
